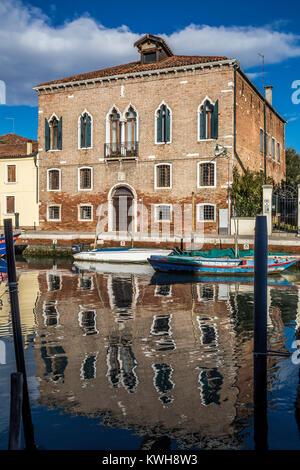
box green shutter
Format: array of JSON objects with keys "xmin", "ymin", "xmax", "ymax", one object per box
[
  {"xmin": 80, "ymin": 115, "xmax": 84, "ymax": 148},
  {"xmin": 200, "ymin": 101, "xmax": 206, "ymax": 139},
  {"xmin": 86, "ymin": 114, "xmax": 91, "ymax": 148},
  {"xmin": 157, "ymin": 106, "xmax": 163, "ymax": 142},
  {"xmin": 58, "ymin": 117, "xmax": 62, "ymax": 150},
  {"xmin": 45, "ymin": 118, "xmax": 50, "ymax": 151},
  {"xmin": 165, "ymin": 106, "xmax": 170, "ymax": 143},
  {"xmin": 212, "ymin": 100, "xmax": 218, "ymax": 139}
]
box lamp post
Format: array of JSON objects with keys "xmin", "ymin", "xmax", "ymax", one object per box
[{"xmin": 210, "ymin": 145, "xmax": 231, "ymax": 235}]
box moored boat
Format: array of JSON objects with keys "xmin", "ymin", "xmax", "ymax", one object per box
[
  {"xmin": 0, "ymin": 232, "xmax": 21, "ymax": 256},
  {"xmin": 73, "ymin": 247, "xmax": 171, "ymax": 264},
  {"xmin": 73, "ymin": 260, "xmax": 154, "ymax": 275},
  {"xmin": 147, "ymin": 254, "xmax": 300, "ymax": 275}
]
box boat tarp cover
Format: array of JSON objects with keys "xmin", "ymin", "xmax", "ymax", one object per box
[{"xmin": 182, "ymin": 248, "xmax": 289, "ymax": 259}]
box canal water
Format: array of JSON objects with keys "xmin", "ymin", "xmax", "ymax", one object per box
[{"xmin": 1, "ymin": 258, "xmax": 300, "ymax": 450}]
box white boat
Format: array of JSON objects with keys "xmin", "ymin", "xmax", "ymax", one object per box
[
  {"xmin": 73, "ymin": 247, "xmax": 171, "ymax": 264},
  {"xmin": 73, "ymin": 260, "xmax": 154, "ymax": 275}
]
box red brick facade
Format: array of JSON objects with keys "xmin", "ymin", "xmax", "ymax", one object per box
[{"xmin": 35, "ymin": 35, "xmax": 285, "ymax": 239}]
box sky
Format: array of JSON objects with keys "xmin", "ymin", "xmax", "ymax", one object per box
[{"xmin": 0, "ymin": 0, "xmax": 300, "ymax": 150}]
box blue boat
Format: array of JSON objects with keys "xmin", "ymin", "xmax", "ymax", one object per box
[
  {"xmin": 147, "ymin": 254, "xmax": 300, "ymax": 275},
  {"xmin": 0, "ymin": 232, "xmax": 21, "ymax": 256}
]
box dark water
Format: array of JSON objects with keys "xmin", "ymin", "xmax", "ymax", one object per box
[{"xmin": 1, "ymin": 259, "xmax": 300, "ymax": 450}]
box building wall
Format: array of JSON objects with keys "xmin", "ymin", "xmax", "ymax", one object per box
[
  {"xmin": 0, "ymin": 156, "xmax": 39, "ymax": 228},
  {"xmin": 37, "ymin": 64, "xmax": 285, "ymax": 236}
]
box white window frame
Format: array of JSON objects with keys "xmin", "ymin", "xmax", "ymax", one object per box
[
  {"xmin": 197, "ymin": 203, "xmax": 216, "ymax": 222},
  {"xmin": 47, "ymin": 204, "xmax": 61, "ymax": 222},
  {"xmin": 154, "ymin": 100, "xmax": 172, "ymax": 145},
  {"xmin": 197, "ymin": 161, "xmax": 216, "ymax": 188},
  {"xmin": 154, "ymin": 204, "xmax": 172, "ymax": 222},
  {"xmin": 5, "ymin": 195, "xmax": 16, "ymax": 215},
  {"xmin": 47, "ymin": 168, "xmax": 61, "ymax": 191},
  {"xmin": 78, "ymin": 109, "xmax": 93, "ymax": 150},
  {"xmin": 154, "ymin": 163, "xmax": 172, "ymax": 189},
  {"xmin": 78, "ymin": 204, "xmax": 93, "ymax": 222},
  {"xmin": 197, "ymin": 96, "xmax": 216, "ymax": 142},
  {"xmin": 5, "ymin": 164, "xmax": 17, "ymax": 184},
  {"xmin": 78, "ymin": 166, "xmax": 93, "ymax": 191}
]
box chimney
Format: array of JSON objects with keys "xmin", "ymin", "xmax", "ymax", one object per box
[
  {"xmin": 26, "ymin": 142, "xmax": 32, "ymax": 154},
  {"xmin": 264, "ymin": 86, "xmax": 273, "ymax": 105}
]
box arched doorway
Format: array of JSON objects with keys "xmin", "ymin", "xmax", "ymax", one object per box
[{"xmin": 112, "ymin": 186, "xmax": 134, "ymax": 232}]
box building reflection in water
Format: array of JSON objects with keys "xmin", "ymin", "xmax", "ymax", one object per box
[{"xmin": 27, "ymin": 265, "xmax": 299, "ymax": 449}]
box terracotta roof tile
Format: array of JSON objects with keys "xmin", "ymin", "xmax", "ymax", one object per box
[
  {"xmin": 0, "ymin": 133, "xmax": 38, "ymax": 157},
  {"xmin": 35, "ymin": 54, "xmax": 229, "ymax": 87}
]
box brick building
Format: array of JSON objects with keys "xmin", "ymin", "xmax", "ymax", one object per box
[{"xmin": 34, "ymin": 34, "xmax": 285, "ymax": 241}]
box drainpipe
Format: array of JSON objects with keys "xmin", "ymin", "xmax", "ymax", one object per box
[{"xmin": 233, "ymin": 66, "xmax": 246, "ymax": 174}]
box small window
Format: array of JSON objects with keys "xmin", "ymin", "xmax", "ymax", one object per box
[
  {"xmin": 272, "ymin": 137, "xmax": 275, "ymax": 160},
  {"xmin": 277, "ymin": 142, "xmax": 280, "ymax": 163},
  {"xmin": 268, "ymin": 135, "xmax": 272, "ymax": 156},
  {"xmin": 197, "ymin": 204, "xmax": 215, "ymax": 222},
  {"xmin": 48, "ymin": 205, "xmax": 60, "ymax": 221},
  {"xmin": 5, "ymin": 195, "xmax": 15, "ymax": 214},
  {"xmin": 156, "ymin": 103, "xmax": 171, "ymax": 144},
  {"xmin": 260, "ymin": 129, "xmax": 263, "ymax": 153},
  {"xmin": 6, "ymin": 165, "xmax": 16, "ymax": 183},
  {"xmin": 47, "ymin": 169, "xmax": 61, "ymax": 191},
  {"xmin": 155, "ymin": 164, "xmax": 171, "ymax": 188},
  {"xmin": 199, "ymin": 99, "xmax": 218, "ymax": 140},
  {"xmin": 79, "ymin": 112, "xmax": 92, "ymax": 149},
  {"xmin": 79, "ymin": 205, "xmax": 93, "ymax": 221},
  {"xmin": 155, "ymin": 204, "xmax": 172, "ymax": 222},
  {"xmin": 79, "ymin": 167, "xmax": 92, "ymax": 190},
  {"xmin": 144, "ymin": 52, "xmax": 156, "ymax": 63},
  {"xmin": 45, "ymin": 115, "xmax": 62, "ymax": 151},
  {"xmin": 198, "ymin": 162, "xmax": 215, "ymax": 187}
]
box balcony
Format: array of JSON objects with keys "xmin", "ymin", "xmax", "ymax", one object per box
[{"xmin": 104, "ymin": 142, "xmax": 139, "ymax": 160}]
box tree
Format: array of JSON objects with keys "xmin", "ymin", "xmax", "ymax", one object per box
[
  {"xmin": 231, "ymin": 167, "xmax": 273, "ymax": 217},
  {"xmin": 286, "ymin": 147, "xmax": 300, "ymax": 188}
]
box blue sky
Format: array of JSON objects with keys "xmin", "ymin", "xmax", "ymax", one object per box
[{"xmin": 0, "ymin": 0, "xmax": 300, "ymax": 151}]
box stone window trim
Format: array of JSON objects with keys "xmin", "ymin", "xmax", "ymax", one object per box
[
  {"xmin": 197, "ymin": 96, "xmax": 218, "ymax": 141},
  {"xmin": 105, "ymin": 103, "xmax": 139, "ymax": 150},
  {"xmin": 154, "ymin": 163, "xmax": 172, "ymax": 189},
  {"xmin": 78, "ymin": 109, "xmax": 93, "ymax": 150},
  {"xmin": 78, "ymin": 204, "xmax": 93, "ymax": 222},
  {"xmin": 197, "ymin": 161, "xmax": 216, "ymax": 188},
  {"xmin": 47, "ymin": 168, "xmax": 61, "ymax": 191},
  {"xmin": 78, "ymin": 167, "xmax": 93, "ymax": 191},
  {"xmin": 46, "ymin": 113, "xmax": 62, "ymax": 151},
  {"xmin": 5, "ymin": 163, "xmax": 17, "ymax": 184},
  {"xmin": 47, "ymin": 204, "xmax": 61, "ymax": 222},
  {"xmin": 197, "ymin": 203, "xmax": 216, "ymax": 222},
  {"xmin": 5, "ymin": 195, "xmax": 16, "ymax": 215},
  {"xmin": 154, "ymin": 100, "xmax": 172, "ymax": 145},
  {"xmin": 154, "ymin": 203, "xmax": 172, "ymax": 222}
]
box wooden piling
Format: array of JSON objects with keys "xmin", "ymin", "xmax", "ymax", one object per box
[{"xmin": 8, "ymin": 372, "xmax": 23, "ymax": 450}]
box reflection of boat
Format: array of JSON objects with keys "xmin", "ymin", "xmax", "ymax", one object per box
[
  {"xmin": 0, "ymin": 232, "xmax": 21, "ymax": 256},
  {"xmin": 73, "ymin": 247, "xmax": 171, "ymax": 263},
  {"xmin": 150, "ymin": 271, "xmax": 296, "ymax": 288},
  {"xmin": 148, "ymin": 254, "xmax": 300, "ymax": 275},
  {"xmin": 73, "ymin": 261, "xmax": 154, "ymax": 276}
]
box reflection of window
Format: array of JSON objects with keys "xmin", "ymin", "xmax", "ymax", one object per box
[
  {"xmin": 197, "ymin": 284, "xmax": 215, "ymax": 301},
  {"xmin": 78, "ymin": 310, "xmax": 98, "ymax": 335},
  {"xmin": 106, "ymin": 339, "xmax": 138, "ymax": 393},
  {"xmin": 155, "ymin": 284, "xmax": 171, "ymax": 297},
  {"xmin": 81, "ymin": 354, "xmax": 96, "ymax": 380},
  {"xmin": 152, "ymin": 363, "xmax": 174, "ymax": 405},
  {"xmin": 47, "ymin": 274, "xmax": 61, "ymax": 291},
  {"xmin": 43, "ymin": 301, "xmax": 59, "ymax": 326},
  {"xmin": 198, "ymin": 368, "xmax": 223, "ymax": 406},
  {"xmin": 150, "ymin": 315, "xmax": 176, "ymax": 351},
  {"xmin": 79, "ymin": 277, "xmax": 93, "ymax": 290},
  {"xmin": 41, "ymin": 345, "xmax": 68, "ymax": 383}
]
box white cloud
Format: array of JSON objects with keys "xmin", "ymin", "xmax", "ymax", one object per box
[{"xmin": 0, "ymin": 0, "xmax": 300, "ymax": 105}]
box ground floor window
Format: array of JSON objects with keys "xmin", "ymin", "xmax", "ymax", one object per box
[
  {"xmin": 197, "ymin": 203, "xmax": 216, "ymax": 222},
  {"xmin": 48, "ymin": 205, "xmax": 61, "ymax": 221},
  {"xmin": 5, "ymin": 195, "xmax": 15, "ymax": 214},
  {"xmin": 155, "ymin": 204, "xmax": 172, "ymax": 222},
  {"xmin": 79, "ymin": 204, "xmax": 93, "ymax": 221}
]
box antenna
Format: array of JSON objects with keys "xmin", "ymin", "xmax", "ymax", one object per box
[{"xmin": 5, "ymin": 117, "xmax": 15, "ymax": 133}]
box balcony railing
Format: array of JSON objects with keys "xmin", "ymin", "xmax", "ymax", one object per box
[{"xmin": 104, "ymin": 141, "xmax": 139, "ymax": 159}]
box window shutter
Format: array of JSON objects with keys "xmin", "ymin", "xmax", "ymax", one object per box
[
  {"xmin": 165, "ymin": 107, "xmax": 170, "ymax": 143},
  {"xmin": 212, "ymin": 100, "xmax": 218, "ymax": 139},
  {"xmin": 80, "ymin": 115, "xmax": 84, "ymax": 148},
  {"xmin": 200, "ymin": 102, "xmax": 206, "ymax": 139},
  {"xmin": 58, "ymin": 117, "xmax": 62, "ymax": 150},
  {"xmin": 156, "ymin": 106, "xmax": 163, "ymax": 143},
  {"xmin": 45, "ymin": 118, "xmax": 50, "ymax": 151},
  {"xmin": 86, "ymin": 114, "xmax": 91, "ymax": 148}
]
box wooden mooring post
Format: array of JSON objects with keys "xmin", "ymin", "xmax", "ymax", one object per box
[
  {"xmin": 253, "ymin": 215, "xmax": 268, "ymax": 450},
  {"xmin": 8, "ymin": 372, "xmax": 23, "ymax": 450},
  {"xmin": 4, "ymin": 219, "xmax": 36, "ymax": 450}
]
